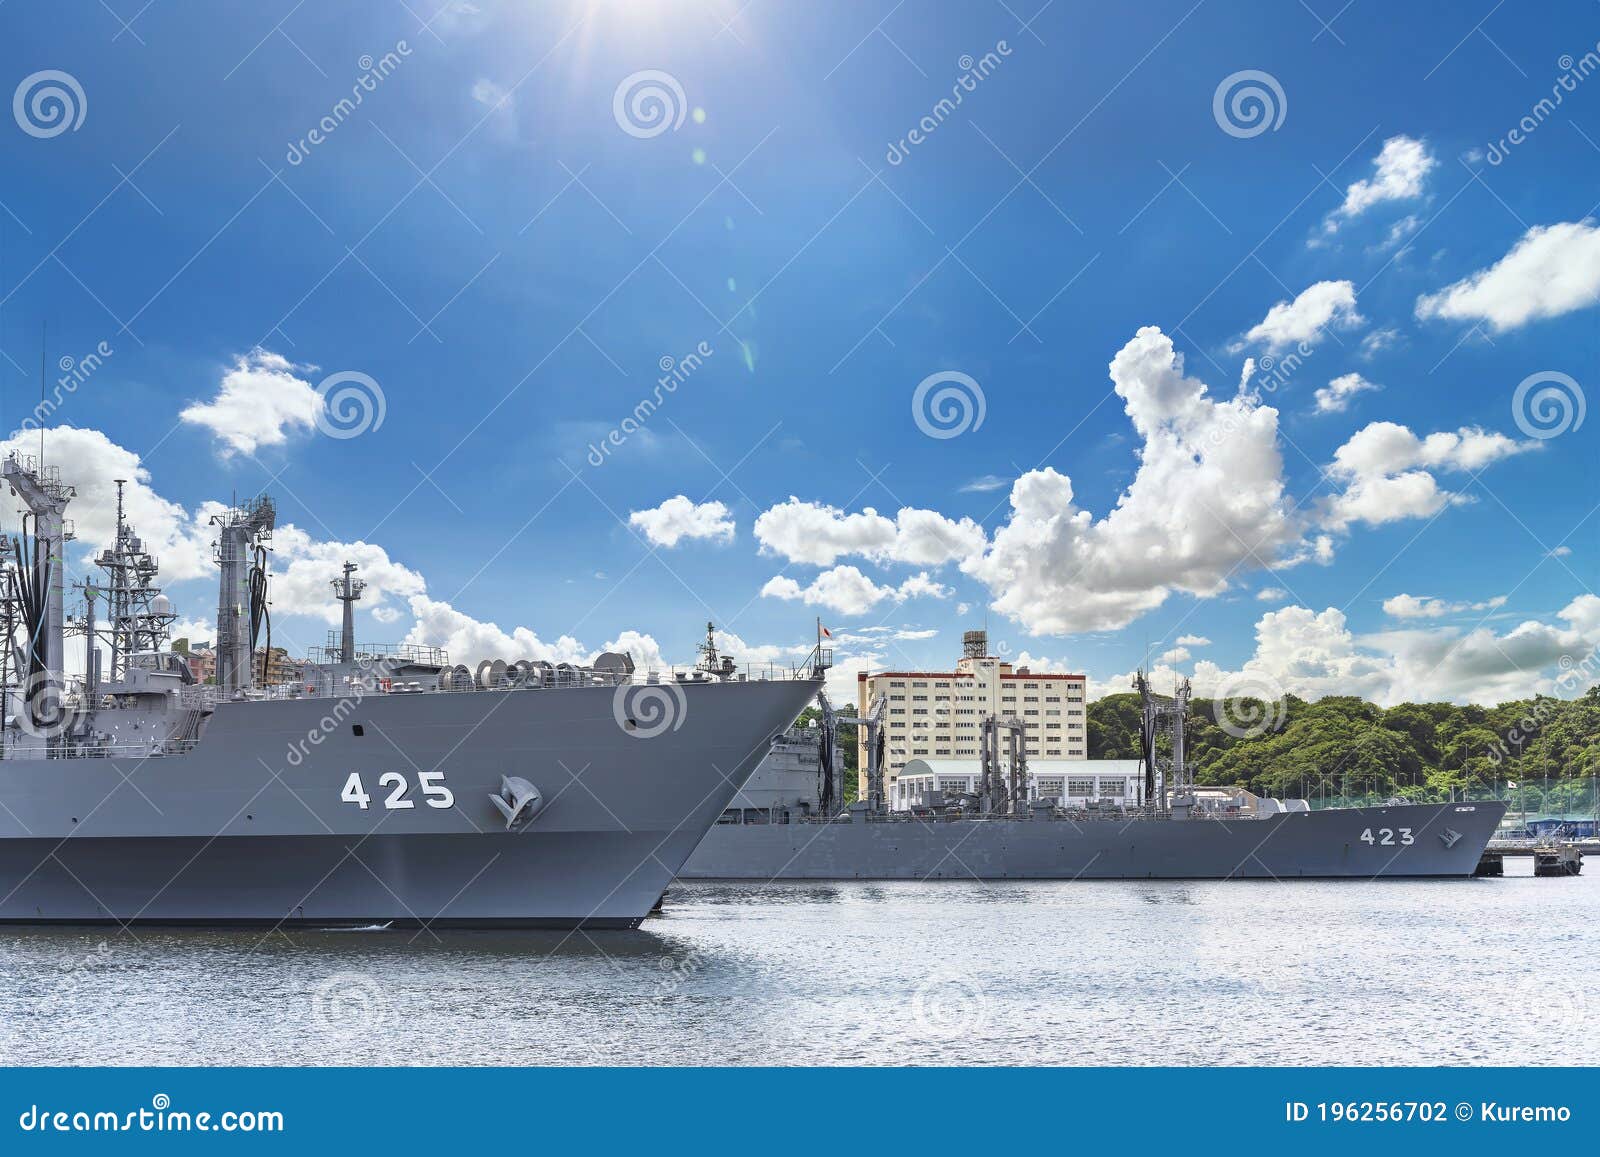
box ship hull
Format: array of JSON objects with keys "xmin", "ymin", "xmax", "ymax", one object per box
[
  {"xmin": 679, "ymin": 800, "xmax": 1507, "ymax": 880},
  {"xmin": 0, "ymin": 831, "xmax": 705, "ymax": 929},
  {"xmin": 0, "ymin": 677, "xmax": 819, "ymax": 927}
]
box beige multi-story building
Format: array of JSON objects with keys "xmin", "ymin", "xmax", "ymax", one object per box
[
  {"xmin": 856, "ymin": 630, "xmax": 1088, "ymax": 800},
  {"xmin": 255, "ymin": 646, "xmax": 306, "ymax": 687}
]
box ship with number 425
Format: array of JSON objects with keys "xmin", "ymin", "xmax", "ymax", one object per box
[{"xmin": 0, "ymin": 454, "xmax": 819, "ymax": 928}]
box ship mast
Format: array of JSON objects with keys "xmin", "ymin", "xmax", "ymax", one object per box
[
  {"xmin": 695, "ymin": 621, "xmax": 736, "ymax": 679},
  {"xmin": 91, "ymin": 479, "xmax": 178, "ymax": 681},
  {"xmin": 331, "ymin": 561, "xmax": 365, "ymax": 665}
]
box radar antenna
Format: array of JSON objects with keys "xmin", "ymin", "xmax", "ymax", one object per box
[
  {"xmin": 695, "ymin": 621, "xmax": 736, "ymax": 680},
  {"xmin": 89, "ymin": 480, "xmax": 178, "ymax": 681}
]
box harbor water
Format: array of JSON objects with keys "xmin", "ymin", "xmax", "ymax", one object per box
[{"xmin": 1, "ymin": 865, "xmax": 1591, "ymax": 1066}]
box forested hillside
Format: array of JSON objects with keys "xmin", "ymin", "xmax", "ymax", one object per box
[{"xmin": 1088, "ymin": 687, "xmax": 1600, "ymax": 811}]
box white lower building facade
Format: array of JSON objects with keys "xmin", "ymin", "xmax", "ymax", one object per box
[{"xmin": 893, "ymin": 758, "xmax": 1144, "ymax": 812}]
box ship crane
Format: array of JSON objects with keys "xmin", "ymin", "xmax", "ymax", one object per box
[
  {"xmin": 860, "ymin": 693, "xmax": 888, "ymax": 814},
  {"xmin": 1135, "ymin": 669, "xmax": 1192, "ymax": 817},
  {"xmin": 979, "ymin": 715, "xmax": 1030, "ymax": 815},
  {"xmin": 211, "ymin": 495, "xmax": 275, "ymax": 695},
  {"xmin": 3, "ymin": 453, "xmax": 75, "ymax": 741},
  {"xmin": 816, "ymin": 691, "xmax": 888, "ymax": 815},
  {"xmin": 812, "ymin": 691, "xmax": 876, "ymax": 819}
]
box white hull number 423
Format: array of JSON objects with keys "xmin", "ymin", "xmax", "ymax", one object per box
[
  {"xmin": 1359, "ymin": 827, "xmax": 1413, "ymax": 846},
  {"xmin": 340, "ymin": 771, "xmax": 454, "ymax": 810}
]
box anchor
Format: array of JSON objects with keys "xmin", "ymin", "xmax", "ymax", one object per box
[{"xmin": 489, "ymin": 775, "xmax": 545, "ymax": 831}]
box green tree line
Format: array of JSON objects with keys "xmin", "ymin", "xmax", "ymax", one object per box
[{"xmin": 1087, "ymin": 686, "xmax": 1600, "ymax": 812}]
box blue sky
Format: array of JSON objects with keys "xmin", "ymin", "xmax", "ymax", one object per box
[{"xmin": 2, "ymin": 0, "xmax": 1597, "ymax": 705}]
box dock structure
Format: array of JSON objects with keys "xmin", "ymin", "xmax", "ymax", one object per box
[
  {"xmin": 1477, "ymin": 841, "xmax": 1587, "ymax": 877},
  {"xmin": 1486, "ymin": 839, "xmax": 1597, "ymax": 857},
  {"xmin": 1534, "ymin": 845, "xmax": 1584, "ymax": 877}
]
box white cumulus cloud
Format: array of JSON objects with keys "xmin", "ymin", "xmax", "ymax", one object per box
[
  {"xmin": 1236, "ymin": 280, "xmax": 1364, "ymax": 353},
  {"xmin": 1094, "ymin": 596, "xmax": 1600, "ymax": 707},
  {"xmin": 760, "ymin": 565, "xmax": 950, "ymax": 616},
  {"xmin": 1319, "ymin": 422, "xmax": 1536, "ymax": 531},
  {"xmin": 0, "ymin": 425, "xmax": 218, "ymax": 580},
  {"xmin": 267, "ymin": 526, "xmax": 428, "ymax": 627},
  {"xmin": 1381, "ymin": 593, "xmax": 1507, "ymax": 619},
  {"xmin": 753, "ymin": 498, "xmax": 985, "ymax": 567},
  {"xmin": 1314, "ymin": 372, "xmax": 1381, "ymax": 414},
  {"xmin": 1328, "ymin": 135, "xmax": 1435, "ymax": 226},
  {"xmin": 1416, "ymin": 220, "xmax": 1600, "ymax": 331},
  {"xmin": 404, "ymin": 594, "xmax": 600, "ymax": 666},
  {"xmin": 179, "ymin": 349, "xmax": 323, "ymax": 456},
  {"xmin": 628, "ymin": 496, "xmax": 735, "ymax": 548},
  {"xmin": 962, "ymin": 326, "xmax": 1300, "ymax": 634}
]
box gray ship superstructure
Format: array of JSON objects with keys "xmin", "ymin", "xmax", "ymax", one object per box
[
  {"xmin": 0, "ymin": 455, "xmax": 820, "ymax": 927},
  {"xmin": 681, "ymin": 665, "xmax": 1506, "ymax": 880}
]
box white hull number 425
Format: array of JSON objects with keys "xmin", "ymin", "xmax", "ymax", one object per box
[
  {"xmin": 1359, "ymin": 827, "xmax": 1413, "ymax": 846},
  {"xmin": 340, "ymin": 771, "xmax": 454, "ymax": 810}
]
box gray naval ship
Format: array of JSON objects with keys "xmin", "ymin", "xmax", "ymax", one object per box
[
  {"xmin": 0, "ymin": 454, "xmax": 820, "ymax": 927},
  {"xmin": 683, "ymin": 670, "xmax": 1506, "ymax": 880}
]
